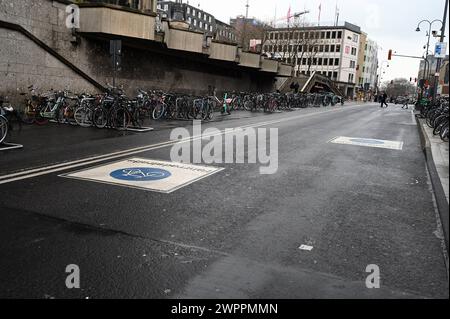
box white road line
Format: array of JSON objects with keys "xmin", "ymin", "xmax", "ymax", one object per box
[{"xmin": 0, "ymin": 104, "xmax": 365, "ymax": 185}]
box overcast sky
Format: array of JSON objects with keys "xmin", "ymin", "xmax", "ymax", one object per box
[{"xmin": 187, "ymin": 0, "xmax": 449, "ymax": 82}]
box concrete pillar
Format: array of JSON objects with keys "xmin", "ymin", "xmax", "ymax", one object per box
[{"xmin": 140, "ymin": 0, "xmax": 156, "ymax": 12}]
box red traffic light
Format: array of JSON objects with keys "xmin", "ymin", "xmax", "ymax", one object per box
[{"xmin": 388, "ymin": 49, "xmax": 392, "ymax": 60}]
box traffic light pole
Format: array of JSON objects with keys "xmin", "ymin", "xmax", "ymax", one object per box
[
  {"xmin": 391, "ymin": 54, "xmax": 423, "ymax": 59},
  {"xmin": 388, "ymin": 52, "xmax": 428, "ymax": 101}
]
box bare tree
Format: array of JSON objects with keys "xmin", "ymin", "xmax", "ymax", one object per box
[
  {"xmin": 262, "ymin": 22, "xmax": 322, "ymax": 77},
  {"xmin": 381, "ymin": 78, "xmax": 417, "ymax": 97}
]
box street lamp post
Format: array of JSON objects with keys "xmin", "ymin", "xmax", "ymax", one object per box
[
  {"xmin": 433, "ymin": 0, "xmax": 449, "ymax": 101},
  {"xmin": 241, "ymin": 0, "xmax": 250, "ymax": 50},
  {"xmin": 415, "ymin": 19, "xmax": 444, "ymax": 98}
]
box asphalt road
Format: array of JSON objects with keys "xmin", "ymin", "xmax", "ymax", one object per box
[{"xmin": 0, "ymin": 103, "xmax": 448, "ymax": 299}]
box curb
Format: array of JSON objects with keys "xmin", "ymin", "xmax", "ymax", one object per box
[{"xmin": 416, "ymin": 117, "xmax": 449, "ymax": 253}]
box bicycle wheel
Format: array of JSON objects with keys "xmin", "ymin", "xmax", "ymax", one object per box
[
  {"xmin": 0, "ymin": 115, "xmax": 8, "ymax": 144},
  {"xmin": 208, "ymin": 102, "xmax": 215, "ymax": 121},
  {"xmin": 152, "ymin": 103, "xmax": 166, "ymax": 120},
  {"xmin": 432, "ymin": 116, "xmax": 446, "ymax": 135},
  {"xmin": 440, "ymin": 122, "xmax": 449, "ymax": 142},
  {"xmin": 21, "ymin": 112, "xmax": 35, "ymax": 124},
  {"xmin": 93, "ymin": 107, "xmax": 108, "ymax": 129},
  {"xmin": 34, "ymin": 113, "xmax": 49, "ymax": 125},
  {"xmin": 131, "ymin": 108, "xmax": 144, "ymax": 128},
  {"xmin": 56, "ymin": 106, "xmax": 67, "ymax": 124},
  {"xmin": 426, "ymin": 111, "xmax": 436, "ymax": 128},
  {"xmin": 74, "ymin": 107, "xmax": 93, "ymax": 128},
  {"xmin": 186, "ymin": 100, "xmax": 195, "ymax": 119}
]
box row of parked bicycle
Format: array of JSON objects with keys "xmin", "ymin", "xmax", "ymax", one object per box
[
  {"xmin": 417, "ymin": 97, "xmax": 449, "ymax": 142},
  {"xmin": 0, "ymin": 86, "xmax": 345, "ymax": 143}
]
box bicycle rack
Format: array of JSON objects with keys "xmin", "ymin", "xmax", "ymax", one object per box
[
  {"xmin": 126, "ymin": 126, "xmax": 154, "ymax": 133},
  {"xmin": 0, "ymin": 142, "xmax": 23, "ymax": 151},
  {"xmin": 49, "ymin": 119, "xmax": 154, "ymax": 133}
]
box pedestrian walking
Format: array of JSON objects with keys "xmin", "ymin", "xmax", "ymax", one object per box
[
  {"xmin": 402, "ymin": 95, "xmax": 409, "ymax": 109},
  {"xmin": 380, "ymin": 92, "xmax": 388, "ymax": 108},
  {"xmin": 294, "ymin": 82, "xmax": 300, "ymax": 94}
]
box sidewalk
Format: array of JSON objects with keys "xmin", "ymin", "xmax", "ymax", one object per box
[
  {"xmin": 421, "ymin": 122, "xmax": 449, "ymax": 204},
  {"xmin": 417, "ymin": 118, "xmax": 449, "ymax": 252}
]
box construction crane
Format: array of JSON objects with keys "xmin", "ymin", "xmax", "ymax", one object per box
[{"xmin": 268, "ymin": 10, "xmax": 310, "ymax": 27}]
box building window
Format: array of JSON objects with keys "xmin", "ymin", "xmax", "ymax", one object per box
[
  {"xmin": 326, "ymin": 31, "xmax": 331, "ymax": 39},
  {"xmin": 187, "ymin": 7, "xmax": 190, "ymax": 14},
  {"xmin": 323, "ymin": 58, "xmax": 328, "ymax": 66},
  {"xmin": 348, "ymin": 73, "xmax": 354, "ymax": 82},
  {"xmin": 164, "ymin": 4, "xmax": 168, "ymax": 11},
  {"xmin": 337, "ymin": 31, "xmax": 342, "ymax": 39},
  {"xmin": 336, "ymin": 45, "xmax": 341, "ymax": 53},
  {"xmin": 351, "ymin": 47, "xmax": 357, "ymax": 55},
  {"xmin": 330, "ymin": 45, "xmax": 335, "ymax": 52},
  {"xmin": 335, "ymin": 58, "xmax": 339, "ymax": 66},
  {"xmin": 193, "ymin": 19, "xmax": 197, "ymax": 26},
  {"xmin": 325, "ymin": 45, "xmax": 329, "ymax": 53},
  {"xmin": 199, "ymin": 21, "xmax": 202, "ymax": 28},
  {"xmin": 332, "ymin": 31, "xmax": 336, "ymax": 39}
]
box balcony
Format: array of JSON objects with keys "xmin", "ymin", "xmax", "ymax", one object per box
[
  {"xmin": 78, "ymin": 3, "xmax": 156, "ymax": 41},
  {"xmin": 260, "ymin": 57, "xmax": 279, "ymax": 73},
  {"xmin": 208, "ymin": 41, "xmax": 238, "ymax": 62},
  {"xmin": 278, "ymin": 63, "xmax": 293, "ymax": 77},
  {"xmin": 237, "ymin": 49, "xmax": 261, "ymax": 69},
  {"xmin": 163, "ymin": 23, "xmax": 204, "ymax": 54}
]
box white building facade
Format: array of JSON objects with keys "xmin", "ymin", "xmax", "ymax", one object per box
[
  {"xmin": 263, "ymin": 22, "xmax": 362, "ymax": 97},
  {"xmin": 359, "ymin": 38, "xmax": 379, "ymax": 91}
]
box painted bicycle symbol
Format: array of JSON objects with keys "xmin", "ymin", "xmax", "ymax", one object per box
[{"xmin": 110, "ymin": 167, "xmax": 172, "ymax": 181}]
